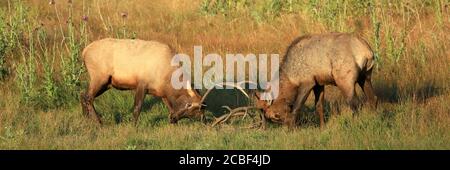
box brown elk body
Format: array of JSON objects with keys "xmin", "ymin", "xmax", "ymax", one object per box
[
  {"xmin": 81, "ymin": 38, "xmax": 203, "ymax": 124},
  {"xmin": 257, "ymin": 33, "xmax": 378, "ymax": 127}
]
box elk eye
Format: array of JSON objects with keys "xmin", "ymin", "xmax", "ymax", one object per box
[
  {"xmin": 185, "ymin": 103, "xmax": 192, "ymax": 108},
  {"xmin": 274, "ymin": 114, "xmax": 280, "ymax": 119}
]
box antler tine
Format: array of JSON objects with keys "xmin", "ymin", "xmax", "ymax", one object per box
[
  {"xmin": 200, "ymin": 81, "xmax": 257, "ymax": 105},
  {"xmin": 236, "ymin": 80, "xmax": 258, "ymax": 88},
  {"xmin": 218, "ymin": 82, "xmax": 250, "ymax": 98},
  {"xmin": 211, "ymin": 106, "xmax": 259, "ymax": 127},
  {"xmin": 221, "ymin": 106, "xmax": 232, "ymax": 111},
  {"xmin": 237, "ymin": 80, "xmax": 259, "ymax": 96},
  {"xmin": 200, "ymin": 87, "xmax": 215, "ymax": 104}
]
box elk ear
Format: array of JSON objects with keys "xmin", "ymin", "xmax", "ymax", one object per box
[
  {"xmin": 255, "ymin": 91, "xmax": 261, "ymax": 100},
  {"xmin": 185, "ymin": 80, "xmax": 202, "ymax": 97},
  {"xmin": 193, "ymin": 88, "xmax": 202, "ymax": 97},
  {"xmin": 254, "ymin": 91, "xmax": 268, "ymax": 109},
  {"xmin": 267, "ymin": 92, "xmax": 274, "ymax": 106}
]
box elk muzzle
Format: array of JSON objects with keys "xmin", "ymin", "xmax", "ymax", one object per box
[{"xmin": 169, "ymin": 115, "xmax": 179, "ymax": 124}]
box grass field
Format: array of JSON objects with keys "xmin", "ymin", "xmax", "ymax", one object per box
[{"xmin": 0, "ymin": 0, "xmax": 449, "ymax": 149}]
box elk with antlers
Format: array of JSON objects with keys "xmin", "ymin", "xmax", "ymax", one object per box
[
  {"xmin": 255, "ymin": 33, "xmax": 378, "ymax": 128},
  {"xmin": 216, "ymin": 33, "xmax": 378, "ymax": 128},
  {"xmin": 81, "ymin": 38, "xmax": 207, "ymax": 125}
]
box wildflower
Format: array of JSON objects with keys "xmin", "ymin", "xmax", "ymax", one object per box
[{"xmin": 82, "ymin": 16, "xmax": 88, "ymax": 22}]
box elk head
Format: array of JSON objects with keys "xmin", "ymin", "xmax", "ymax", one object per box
[
  {"xmin": 171, "ymin": 81, "xmax": 253, "ymax": 124},
  {"xmin": 168, "ymin": 82, "xmax": 205, "ymax": 124},
  {"xmin": 206, "ymin": 80, "xmax": 296, "ymax": 126},
  {"xmin": 254, "ymin": 92, "xmax": 295, "ymax": 125},
  {"xmin": 252, "ymin": 77, "xmax": 298, "ymax": 127}
]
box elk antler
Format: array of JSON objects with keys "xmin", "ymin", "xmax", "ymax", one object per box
[
  {"xmin": 211, "ymin": 106, "xmax": 259, "ymax": 127},
  {"xmin": 199, "ymin": 81, "xmax": 257, "ymax": 105},
  {"xmin": 211, "ymin": 105, "xmax": 267, "ymax": 129},
  {"xmin": 198, "ymin": 81, "xmax": 266, "ymax": 129}
]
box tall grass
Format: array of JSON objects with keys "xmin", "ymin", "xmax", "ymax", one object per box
[
  {"xmin": 200, "ymin": 0, "xmax": 250, "ymax": 16},
  {"xmin": 38, "ymin": 36, "xmax": 60, "ymax": 109},
  {"xmin": 61, "ymin": 4, "xmax": 85, "ymax": 99},
  {"xmin": 0, "ymin": 0, "xmax": 448, "ymax": 149},
  {"xmin": 10, "ymin": 0, "xmax": 87, "ymax": 106},
  {"xmin": 0, "ymin": 16, "xmax": 7, "ymax": 80},
  {"xmin": 0, "ymin": 0, "xmax": 25, "ymax": 80},
  {"xmin": 369, "ymin": 1, "xmax": 381, "ymax": 68},
  {"xmin": 15, "ymin": 24, "xmax": 38, "ymax": 104}
]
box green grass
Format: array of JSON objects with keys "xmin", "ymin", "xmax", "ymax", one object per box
[
  {"xmin": 1, "ymin": 87, "xmax": 448, "ymax": 149},
  {"xmin": 0, "ymin": 0, "xmax": 449, "ymax": 150}
]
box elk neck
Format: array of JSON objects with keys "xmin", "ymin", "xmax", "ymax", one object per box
[{"xmin": 271, "ymin": 72, "xmax": 298, "ymax": 107}]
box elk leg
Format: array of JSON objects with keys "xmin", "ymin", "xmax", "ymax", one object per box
[
  {"xmin": 337, "ymin": 80, "xmax": 358, "ymax": 114},
  {"xmin": 357, "ymin": 69, "xmax": 377, "ymax": 109},
  {"xmin": 133, "ymin": 85, "xmax": 147, "ymax": 125},
  {"xmin": 94, "ymin": 85, "xmax": 109, "ymax": 98},
  {"xmin": 82, "ymin": 76, "xmax": 110, "ymax": 124},
  {"xmin": 290, "ymin": 82, "xmax": 315, "ymax": 127},
  {"xmin": 313, "ymin": 85, "xmax": 325, "ymax": 128},
  {"xmin": 81, "ymin": 92, "xmax": 89, "ymax": 117},
  {"xmin": 162, "ymin": 97, "xmax": 176, "ymax": 122},
  {"xmin": 162, "ymin": 97, "xmax": 174, "ymax": 114}
]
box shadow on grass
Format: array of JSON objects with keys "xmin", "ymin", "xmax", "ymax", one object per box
[
  {"xmin": 113, "ymin": 97, "xmax": 163, "ymax": 124},
  {"xmin": 294, "ymin": 79, "xmax": 444, "ymax": 128},
  {"xmin": 201, "ymin": 88, "xmax": 338, "ymax": 128},
  {"xmin": 103, "ymin": 80, "xmax": 443, "ymax": 127},
  {"xmin": 296, "ymin": 102, "xmax": 338, "ymax": 128},
  {"xmin": 374, "ymin": 81, "xmax": 442, "ymax": 103}
]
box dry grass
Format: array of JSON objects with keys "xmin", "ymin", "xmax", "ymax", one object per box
[{"xmin": 0, "ymin": 0, "xmax": 449, "ymax": 149}]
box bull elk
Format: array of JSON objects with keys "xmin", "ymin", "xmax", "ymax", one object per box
[
  {"xmin": 218, "ymin": 33, "xmax": 378, "ymax": 128},
  {"xmin": 80, "ymin": 38, "xmax": 206, "ymax": 125},
  {"xmin": 255, "ymin": 33, "xmax": 378, "ymax": 128}
]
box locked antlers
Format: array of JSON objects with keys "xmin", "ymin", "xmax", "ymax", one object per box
[{"xmin": 201, "ymin": 81, "xmax": 267, "ymax": 129}]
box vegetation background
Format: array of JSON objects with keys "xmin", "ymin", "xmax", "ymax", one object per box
[{"xmin": 0, "ymin": 0, "xmax": 449, "ymax": 149}]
